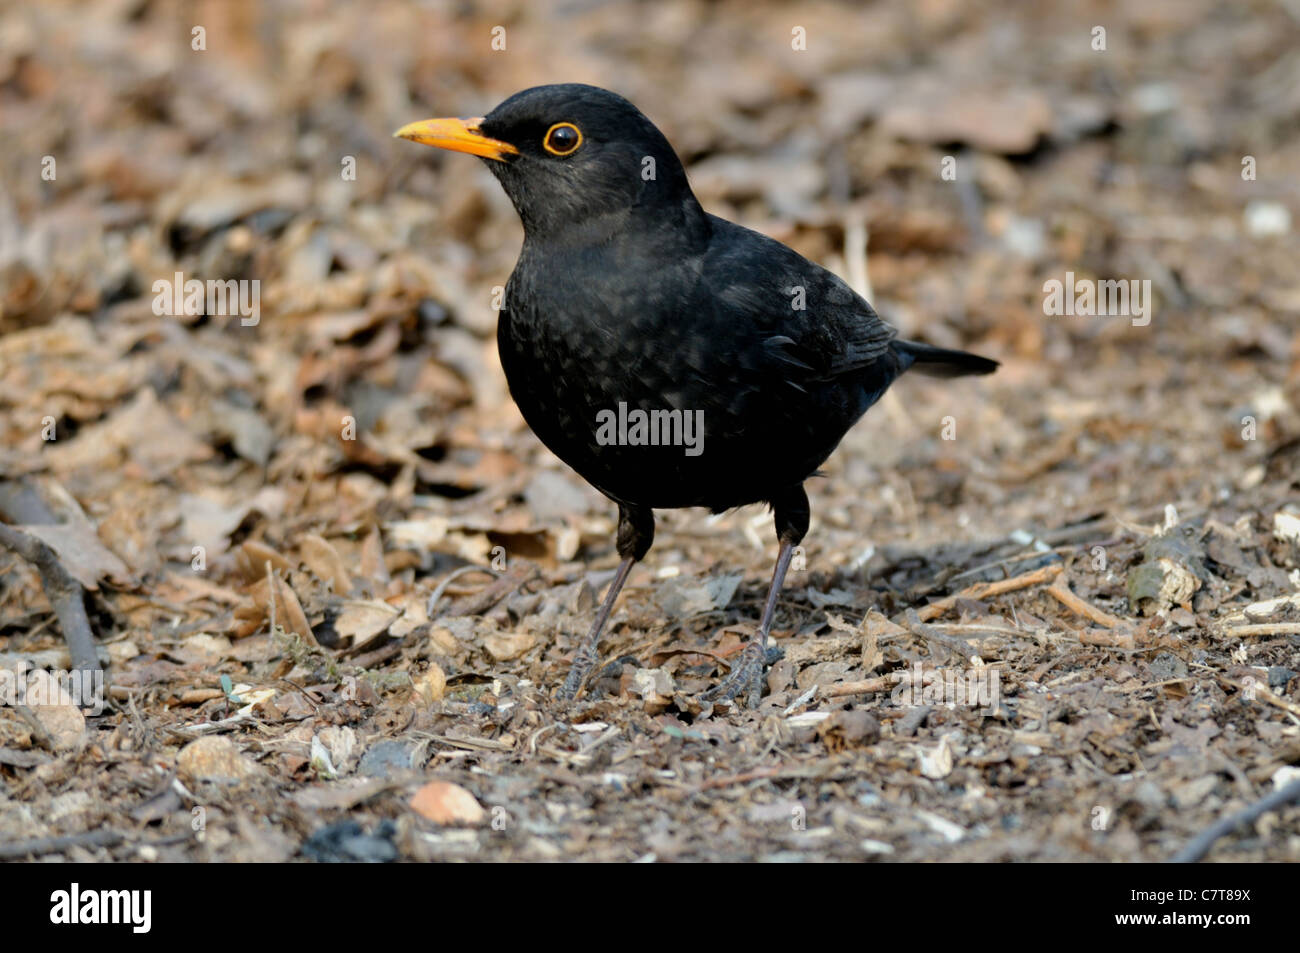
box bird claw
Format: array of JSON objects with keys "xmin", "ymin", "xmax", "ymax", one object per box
[
  {"xmin": 699, "ymin": 641, "xmax": 767, "ymax": 709},
  {"xmin": 557, "ymin": 660, "xmax": 592, "ymax": 702}
]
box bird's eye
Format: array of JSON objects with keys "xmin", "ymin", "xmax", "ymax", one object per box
[{"xmin": 543, "ymin": 122, "xmax": 583, "ymax": 156}]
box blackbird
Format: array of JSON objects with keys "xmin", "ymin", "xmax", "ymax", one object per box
[{"xmin": 396, "ymin": 83, "xmax": 997, "ymax": 706}]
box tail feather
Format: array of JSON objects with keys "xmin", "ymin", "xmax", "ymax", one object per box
[{"xmin": 892, "ymin": 340, "xmax": 998, "ymax": 379}]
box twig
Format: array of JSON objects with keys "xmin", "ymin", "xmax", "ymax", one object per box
[
  {"xmin": 910, "ymin": 563, "xmax": 1062, "ymax": 622},
  {"xmin": 12, "ymin": 705, "xmax": 56, "ymax": 752},
  {"xmin": 266, "ymin": 559, "xmax": 277, "ymax": 635},
  {"xmin": 821, "ymin": 676, "xmax": 893, "ymax": 698},
  {"xmin": 526, "ymin": 722, "xmax": 562, "ymax": 756},
  {"xmin": 1171, "ymin": 777, "xmax": 1300, "ymax": 863},
  {"xmin": 0, "ymin": 522, "xmax": 101, "ymax": 674},
  {"xmin": 1221, "ymin": 623, "xmax": 1300, "ymax": 638},
  {"xmin": 163, "ymin": 709, "xmax": 257, "ymax": 738},
  {"xmin": 843, "ymin": 210, "xmax": 872, "ymax": 302},
  {"xmin": 349, "ymin": 639, "xmax": 403, "ymax": 669},
  {"xmin": 1216, "ymin": 675, "xmax": 1300, "ymax": 718},
  {"xmin": 1079, "ymin": 628, "xmax": 1136, "ymax": 649},
  {"xmin": 424, "ymin": 732, "xmax": 515, "ymax": 753},
  {"xmin": 904, "ymin": 610, "xmax": 979, "ymax": 655},
  {"xmin": 426, "ymin": 565, "xmax": 496, "ymax": 616},
  {"xmin": 0, "ymin": 828, "xmax": 124, "ymax": 860},
  {"xmin": 695, "ymin": 765, "xmax": 783, "ymax": 791},
  {"xmin": 1110, "ymin": 677, "xmax": 1196, "ymax": 694},
  {"xmin": 919, "ymin": 621, "xmax": 1029, "ymax": 639},
  {"xmin": 1048, "ymin": 574, "xmax": 1125, "ymax": 628},
  {"xmin": 442, "ymin": 563, "xmax": 539, "ymax": 617},
  {"xmin": 277, "ymin": 677, "xmax": 321, "ymax": 713},
  {"xmin": 946, "ymin": 550, "xmax": 1065, "ymax": 589}
]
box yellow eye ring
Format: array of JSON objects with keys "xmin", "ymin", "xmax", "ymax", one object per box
[{"xmin": 543, "ymin": 122, "xmax": 583, "ymax": 156}]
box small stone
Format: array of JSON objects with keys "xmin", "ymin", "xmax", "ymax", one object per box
[
  {"xmin": 816, "ymin": 710, "xmax": 881, "ymax": 752},
  {"xmin": 357, "ymin": 740, "xmax": 418, "ymax": 779},
  {"xmin": 1245, "ymin": 201, "xmax": 1291, "ymax": 238},
  {"xmin": 48, "ymin": 790, "xmax": 94, "ymax": 821},
  {"xmin": 1149, "ymin": 652, "xmax": 1189, "ymax": 681},
  {"xmin": 302, "ymin": 819, "xmax": 398, "ymax": 863},
  {"xmin": 177, "ymin": 735, "xmax": 261, "ymax": 784},
  {"xmin": 24, "ymin": 670, "xmax": 86, "ymax": 750},
  {"xmin": 1268, "ymin": 667, "xmax": 1295, "ymax": 690},
  {"xmin": 409, "ymin": 781, "xmax": 486, "ymax": 826}
]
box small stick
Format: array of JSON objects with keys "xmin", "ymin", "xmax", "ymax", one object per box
[
  {"xmin": 1079, "ymin": 628, "xmax": 1135, "ymax": 649},
  {"xmin": 266, "ymin": 559, "xmax": 277, "ymax": 635},
  {"xmin": 1111, "ymin": 677, "xmax": 1196, "ymax": 694},
  {"xmin": 821, "ymin": 665, "xmax": 993, "ymax": 699},
  {"xmin": 1251, "ymin": 684, "xmax": 1300, "ymax": 719},
  {"xmin": 426, "ymin": 564, "xmax": 496, "ymax": 616},
  {"xmin": 821, "ymin": 676, "xmax": 893, "ymax": 698},
  {"xmin": 1171, "ymin": 777, "xmax": 1300, "ymax": 863},
  {"xmin": 444, "ymin": 563, "xmax": 539, "ymax": 617},
  {"xmin": 1218, "ymin": 676, "xmax": 1300, "ymax": 719},
  {"xmin": 911, "ymin": 564, "xmax": 1062, "ymax": 622},
  {"xmin": 349, "ymin": 640, "xmax": 403, "ymax": 669},
  {"xmin": 1220, "ymin": 623, "xmax": 1300, "ymax": 638},
  {"xmin": 918, "ymin": 621, "xmax": 1028, "ymax": 638},
  {"xmin": 13, "ymin": 705, "xmax": 56, "ymax": 752},
  {"xmin": 905, "ymin": 610, "xmax": 979, "ymax": 654},
  {"xmin": 695, "ymin": 765, "xmax": 782, "ymax": 791},
  {"xmin": 1048, "ymin": 574, "xmax": 1125, "ymax": 629},
  {"xmin": 163, "ymin": 709, "xmax": 257, "ymax": 738},
  {"xmin": 0, "ymin": 523, "xmax": 101, "ymax": 674},
  {"xmin": 0, "ymin": 828, "xmax": 124, "ymax": 860}
]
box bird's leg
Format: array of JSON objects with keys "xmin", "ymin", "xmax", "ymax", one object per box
[
  {"xmin": 701, "ymin": 486, "xmax": 809, "ymax": 708},
  {"xmin": 558, "ymin": 557, "xmax": 634, "ymax": 699},
  {"xmin": 558, "ymin": 504, "xmax": 654, "ymax": 700},
  {"xmin": 699, "ymin": 542, "xmax": 794, "ymax": 707}
]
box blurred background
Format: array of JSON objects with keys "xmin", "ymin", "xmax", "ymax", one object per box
[{"xmin": 3, "ymin": 1, "xmax": 1297, "ymax": 552}]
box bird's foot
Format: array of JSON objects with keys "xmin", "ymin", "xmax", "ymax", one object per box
[
  {"xmin": 557, "ymin": 638, "xmax": 604, "ymax": 701},
  {"xmin": 557, "ymin": 656, "xmax": 594, "ymax": 701},
  {"xmin": 699, "ymin": 640, "xmax": 773, "ymax": 709}
]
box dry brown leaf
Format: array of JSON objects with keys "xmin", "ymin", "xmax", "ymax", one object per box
[
  {"xmin": 298, "ymin": 533, "xmax": 352, "ymax": 594},
  {"xmin": 334, "ymin": 599, "xmax": 400, "ymax": 648},
  {"xmin": 413, "ymin": 663, "xmax": 447, "ymax": 704},
  {"xmin": 483, "ymin": 629, "xmax": 536, "ymax": 662},
  {"xmin": 177, "ymin": 736, "xmax": 262, "ymax": 784}
]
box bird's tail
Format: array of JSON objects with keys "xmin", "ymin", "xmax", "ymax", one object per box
[{"xmin": 892, "ymin": 340, "xmax": 999, "ymax": 378}]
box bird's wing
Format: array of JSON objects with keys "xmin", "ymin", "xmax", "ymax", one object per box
[{"xmin": 704, "ymin": 217, "xmax": 897, "ymax": 385}]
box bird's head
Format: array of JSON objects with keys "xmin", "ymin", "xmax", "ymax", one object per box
[{"xmin": 395, "ymin": 84, "xmax": 700, "ymax": 240}]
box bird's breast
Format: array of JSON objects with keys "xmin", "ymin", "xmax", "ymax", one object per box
[{"xmin": 495, "ymin": 253, "xmax": 866, "ymax": 510}]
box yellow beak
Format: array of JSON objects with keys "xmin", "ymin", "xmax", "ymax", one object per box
[{"xmin": 393, "ymin": 117, "xmax": 518, "ymax": 161}]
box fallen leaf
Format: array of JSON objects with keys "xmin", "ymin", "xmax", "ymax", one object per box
[
  {"xmin": 334, "ymin": 599, "xmax": 400, "ymax": 648},
  {"xmin": 483, "ymin": 629, "xmax": 536, "ymax": 661}
]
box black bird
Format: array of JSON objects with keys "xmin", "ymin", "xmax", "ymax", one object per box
[{"xmin": 396, "ymin": 84, "xmax": 997, "ymax": 706}]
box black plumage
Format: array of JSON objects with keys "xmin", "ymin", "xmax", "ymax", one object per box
[{"xmin": 397, "ymin": 84, "xmax": 997, "ymax": 705}]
